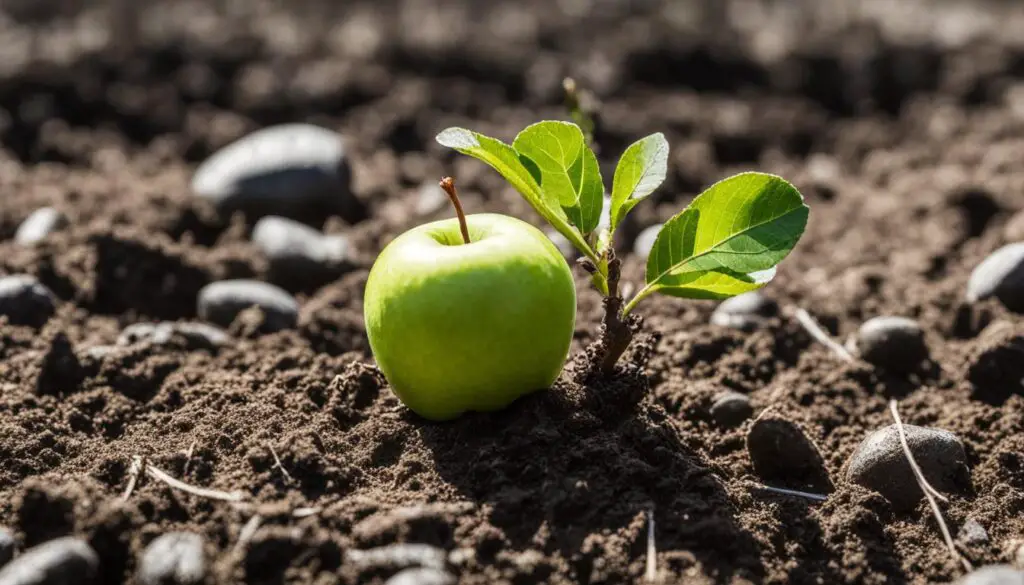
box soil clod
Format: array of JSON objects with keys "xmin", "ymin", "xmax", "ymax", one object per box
[
  {"xmin": 958, "ymin": 518, "xmax": 990, "ymax": 546},
  {"xmin": 746, "ymin": 415, "xmax": 833, "ymax": 491},
  {"xmin": 852, "ymin": 316, "xmax": 929, "ymax": 372},
  {"xmin": 197, "ymin": 280, "xmax": 298, "ymax": 332},
  {"xmin": 966, "ymin": 243, "xmax": 1024, "ymax": 312},
  {"xmin": 963, "ymin": 321, "xmax": 1024, "ymax": 404},
  {"xmin": 117, "ymin": 322, "xmax": 229, "ymax": 350},
  {"xmin": 0, "ymin": 537, "xmax": 98, "ymax": 585},
  {"xmin": 845, "ymin": 424, "xmax": 971, "ymax": 512}
]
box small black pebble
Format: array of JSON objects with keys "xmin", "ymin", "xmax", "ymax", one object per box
[
  {"xmin": 955, "ymin": 565, "xmax": 1024, "ymax": 585},
  {"xmin": 845, "ymin": 424, "xmax": 971, "ymax": 512},
  {"xmin": 958, "ymin": 518, "xmax": 990, "ymax": 546},
  {"xmin": 0, "ymin": 536, "xmax": 98, "ymax": 585},
  {"xmin": 853, "ymin": 316, "xmax": 929, "ymax": 372},
  {"xmin": 138, "ymin": 532, "xmax": 206, "ymax": 585},
  {"xmin": 191, "ymin": 123, "xmax": 362, "ymax": 223},
  {"xmin": 15, "ymin": 208, "xmax": 67, "ymax": 245},
  {"xmin": 385, "ymin": 567, "xmax": 457, "ymax": 585},
  {"xmin": 0, "ymin": 275, "xmax": 57, "ymax": 327},
  {"xmin": 747, "ymin": 416, "xmax": 832, "ymax": 491},
  {"xmin": 252, "ymin": 216, "xmax": 352, "ymax": 281},
  {"xmin": 0, "ymin": 527, "xmax": 15, "ymax": 567},
  {"xmin": 710, "ymin": 391, "xmax": 753, "ymax": 428},
  {"xmin": 197, "ymin": 280, "xmax": 298, "ymax": 332},
  {"xmin": 632, "ymin": 223, "xmax": 662, "ymax": 260},
  {"xmin": 710, "ymin": 291, "xmax": 778, "ymax": 331},
  {"xmin": 967, "ymin": 243, "xmax": 1024, "ymax": 312}
]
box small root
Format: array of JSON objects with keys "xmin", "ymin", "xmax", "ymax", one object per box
[
  {"xmin": 182, "ymin": 439, "xmax": 197, "ymax": 477},
  {"xmin": 645, "ymin": 508, "xmax": 658, "ymax": 582},
  {"xmin": 121, "ymin": 456, "xmax": 144, "ymax": 501},
  {"xmin": 888, "ymin": 400, "xmax": 972, "ymax": 573},
  {"xmin": 143, "ymin": 459, "xmax": 246, "ymax": 503},
  {"xmin": 235, "ymin": 514, "xmax": 263, "ymax": 552},
  {"xmin": 746, "ymin": 482, "xmax": 828, "ymax": 503},
  {"xmin": 789, "ymin": 307, "xmax": 856, "ymax": 363},
  {"xmin": 268, "ymin": 443, "xmax": 294, "ymax": 485}
]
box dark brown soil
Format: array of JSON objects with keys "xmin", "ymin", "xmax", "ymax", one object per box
[{"xmin": 2, "ymin": 1, "xmax": 1024, "ymax": 583}]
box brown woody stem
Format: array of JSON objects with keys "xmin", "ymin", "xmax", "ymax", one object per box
[{"xmin": 439, "ymin": 176, "xmax": 471, "ymax": 244}]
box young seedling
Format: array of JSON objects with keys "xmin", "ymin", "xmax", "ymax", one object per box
[{"xmin": 437, "ymin": 121, "xmax": 809, "ymax": 376}]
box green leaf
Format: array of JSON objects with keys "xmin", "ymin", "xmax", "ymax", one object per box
[
  {"xmin": 512, "ymin": 121, "xmax": 604, "ymax": 235},
  {"xmin": 610, "ymin": 133, "xmax": 669, "ymax": 230},
  {"xmin": 633, "ymin": 172, "xmax": 808, "ymax": 307},
  {"xmin": 436, "ymin": 127, "xmax": 596, "ymax": 260}
]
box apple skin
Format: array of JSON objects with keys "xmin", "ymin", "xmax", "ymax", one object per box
[{"xmin": 364, "ymin": 213, "xmax": 577, "ymax": 421}]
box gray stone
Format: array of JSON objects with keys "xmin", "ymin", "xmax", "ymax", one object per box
[
  {"xmin": 191, "ymin": 124, "xmax": 362, "ymax": 222},
  {"xmin": 711, "ymin": 291, "xmax": 778, "ymax": 331},
  {"xmin": 138, "ymin": 532, "xmax": 206, "ymax": 585},
  {"xmin": 251, "ymin": 216, "xmax": 351, "ymax": 280},
  {"xmin": 197, "ymin": 280, "xmax": 298, "ymax": 332},
  {"xmin": 632, "ymin": 223, "xmax": 662, "ymax": 260},
  {"xmin": 747, "ymin": 416, "xmax": 832, "ymax": 491},
  {"xmin": 14, "ymin": 208, "xmax": 67, "ymax": 245},
  {"xmin": 967, "ymin": 243, "xmax": 1024, "ymax": 312},
  {"xmin": 955, "ymin": 566, "xmax": 1024, "ymax": 585},
  {"xmin": 118, "ymin": 322, "xmax": 229, "ymax": 350},
  {"xmin": 854, "ymin": 316, "xmax": 929, "ymax": 372},
  {"xmin": 0, "ymin": 275, "xmax": 57, "ymax": 327},
  {"xmin": 845, "ymin": 424, "xmax": 971, "ymax": 512},
  {"xmin": 0, "ymin": 537, "xmax": 98, "ymax": 585},
  {"xmin": 385, "ymin": 568, "xmax": 456, "ymax": 585},
  {"xmin": 0, "ymin": 527, "xmax": 14, "ymax": 568},
  {"xmin": 709, "ymin": 391, "xmax": 753, "ymax": 428}
]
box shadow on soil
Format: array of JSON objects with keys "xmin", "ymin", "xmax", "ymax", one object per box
[{"xmin": 418, "ymin": 348, "xmax": 765, "ymax": 584}]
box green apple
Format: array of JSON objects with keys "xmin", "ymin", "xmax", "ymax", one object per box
[{"xmin": 364, "ymin": 213, "xmax": 577, "ymax": 421}]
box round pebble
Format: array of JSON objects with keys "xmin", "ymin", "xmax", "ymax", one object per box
[
  {"xmin": 710, "ymin": 291, "xmax": 778, "ymax": 331},
  {"xmin": 385, "ymin": 568, "xmax": 457, "ymax": 585},
  {"xmin": 0, "ymin": 275, "xmax": 57, "ymax": 327},
  {"xmin": 966, "ymin": 242, "xmax": 1024, "ymax": 312},
  {"xmin": 14, "ymin": 208, "xmax": 67, "ymax": 246},
  {"xmin": 0, "ymin": 527, "xmax": 14, "ymax": 568},
  {"xmin": 746, "ymin": 416, "xmax": 832, "ymax": 491},
  {"xmin": 191, "ymin": 123, "xmax": 362, "ymax": 222},
  {"xmin": 138, "ymin": 532, "xmax": 206, "ymax": 585},
  {"xmin": 632, "ymin": 223, "xmax": 662, "ymax": 260},
  {"xmin": 955, "ymin": 566, "xmax": 1024, "ymax": 585},
  {"xmin": 0, "ymin": 537, "xmax": 98, "ymax": 585},
  {"xmin": 845, "ymin": 423, "xmax": 971, "ymax": 511},
  {"xmin": 709, "ymin": 391, "xmax": 753, "ymax": 428},
  {"xmin": 853, "ymin": 316, "xmax": 929, "ymax": 372},
  {"xmin": 252, "ymin": 216, "xmax": 351, "ymax": 279},
  {"xmin": 197, "ymin": 280, "xmax": 299, "ymax": 332}
]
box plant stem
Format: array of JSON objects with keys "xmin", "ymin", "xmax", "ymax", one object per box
[
  {"xmin": 587, "ymin": 249, "xmax": 641, "ymax": 376},
  {"xmin": 439, "ymin": 176, "xmax": 471, "ymax": 244}
]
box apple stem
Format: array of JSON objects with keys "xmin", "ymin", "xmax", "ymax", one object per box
[{"xmin": 439, "ymin": 176, "xmax": 471, "ymax": 245}]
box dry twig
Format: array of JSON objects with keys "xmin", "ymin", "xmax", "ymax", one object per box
[
  {"xmin": 235, "ymin": 514, "xmax": 263, "ymax": 552},
  {"xmin": 182, "ymin": 439, "xmax": 197, "ymax": 477},
  {"xmin": 888, "ymin": 400, "xmax": 972, "ymax": 573},
  {"xmin": 268, "ymin": 444, "xmax": 295, "ymax": 484},
  {"xmin": 645, "ymin": 509, "xmax": 657, "ymax": 582},
  {"xmin": 789, "ymin": 307, "xmax": 855, "ymax": 362},
  {"xmin": 747, "ymin": 482, "xmax": 828, "ymax": 503},
  {"xmin": 145, "ymin": 461, "xmax": 246, "ymax": 503},
  {"xmin": 122, "ymin": 456, "xmax": 144, "ymax": 500}
]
